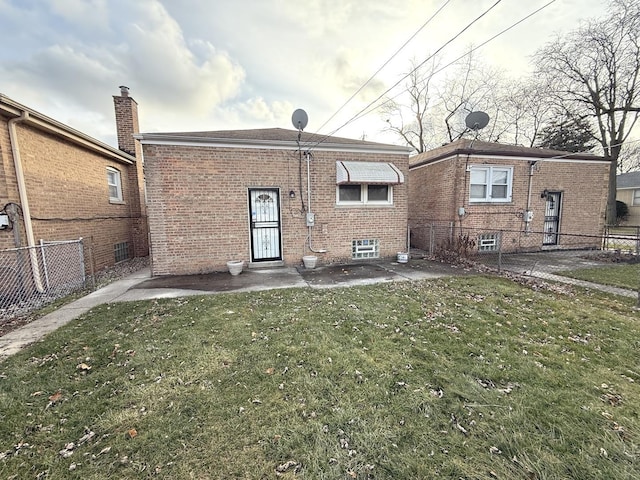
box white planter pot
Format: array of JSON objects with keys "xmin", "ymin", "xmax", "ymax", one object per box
[
  {"xmin": 397, "ymin": 252, "xmax": 409, "ymax": 263},
  {"xmin": 302, "ymin": 255, "xmax": 318, "ymax": 269},
  {"xmin": 227, "ymin": 260, "xmax": 244, "ymax": 276}
]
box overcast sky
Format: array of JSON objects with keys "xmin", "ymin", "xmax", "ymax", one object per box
[{"xmin": 0, "ymin": 0, "xmax": 609, "ymax": 147}]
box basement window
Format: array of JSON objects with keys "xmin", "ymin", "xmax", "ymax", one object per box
[
  {"xmin": 114, "ymin": 241, "xmax": 130, "ymax": 263},
  {"xmin": 352, "ymin": 239, "xmax": 380, "ymax": 259},
  {"xmin": 478, "ymin": 233, "xmax": 499, "ymax": 252}
]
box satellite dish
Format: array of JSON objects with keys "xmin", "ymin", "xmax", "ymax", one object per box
[
  {"xmin": 291, "ymin": 109, "xmax": 308, "ymax": 131},
  {"xmin": 465, "ymin": 111, "xmax": 490, "ymax": 131}
]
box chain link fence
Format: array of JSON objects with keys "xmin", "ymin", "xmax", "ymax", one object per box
[
  {"xmin": 411, "ymin": 223, "xmax": 639, "ymax": 302},
  {"xmin": 0, "ymin": 239, "xmax": 90, "ymax": 322}
]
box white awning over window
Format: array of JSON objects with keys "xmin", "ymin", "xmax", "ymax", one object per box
[{"xmin": 336, "ymin": 161, "xmax": 405, "ymax": 185}]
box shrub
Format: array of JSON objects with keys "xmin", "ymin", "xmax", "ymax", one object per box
[{"xmin": 616, "ymin": 200, "xmax": 629, "ymax": 225}]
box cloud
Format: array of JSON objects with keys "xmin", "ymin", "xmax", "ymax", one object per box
[{"xmin": 0, "ymin": 0, "xmax": 613, "ymax": 146}]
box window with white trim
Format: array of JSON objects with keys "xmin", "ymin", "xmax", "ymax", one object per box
[
  {"xmin": 469, "ymin": 166, "xmax": 513, "ymax": 203},
  {"xmin": 337, "ymin": 185, "xmax": 392, "ymax": 205},
  {"xmin": 478, "ymin": 233, "xmax": 499, "ymax": 252},
  {"xmin": 633, "ymin": 189, "xmax": 640, "ymax": 206},
  {"xmin": 107, "ymin": 167, "xmax": 123, "ymax": 203},
  {"xmin": 352, "ymin": 239, "xmax": 380, "ymax": 259}
]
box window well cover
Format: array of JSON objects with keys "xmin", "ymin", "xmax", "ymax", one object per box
[{"xmin": 336, "ymin": 161, "xmax": 404, "ymax": 185}]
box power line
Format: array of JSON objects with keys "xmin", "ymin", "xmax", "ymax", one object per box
[
  {"xmin": 304, "ymin": 0, "xmax": 504, "ymax": 151},
  {"xmin": 314, "ymin": 0, "xmax": 453, "ymax": 135},
  {"xmin": 355, "ymin": 0, "xmax": 557, "ymax": 122}
]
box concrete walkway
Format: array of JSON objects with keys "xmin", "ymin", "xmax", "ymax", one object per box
[
  {"xmin": 0, "ymin": 268, "xmax": 151, "ymax": 361},
  {"xmin": 529, "ymin": 271, "xmax": 638, "ymax": 299}
]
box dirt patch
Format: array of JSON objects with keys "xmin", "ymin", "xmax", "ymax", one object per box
[{"xmin": 581, "ymin": 251, "xmax": 639, "ymax": 264}]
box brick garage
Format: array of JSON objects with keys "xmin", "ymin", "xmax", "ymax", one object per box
[
  {"xmin": 409, "ymin": 139, "xmax": 610, "ymax": 252},
  {"xmin": 137, "ymin": 129, "xmax": 411, "ymax": 276}
]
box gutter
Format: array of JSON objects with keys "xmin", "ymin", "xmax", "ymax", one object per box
[
  {"xmin": 8, "ymin": 111, "xmax": 44, "ymax": 292},
  {"xmin": 134, "ymin": 133, "xmax": 413, "ymax": 156},
  {"xmin": 0, "ymin": 94, "xmax": 135, "ymax": 165}
]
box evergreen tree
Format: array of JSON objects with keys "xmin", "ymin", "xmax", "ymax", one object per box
[{"xmin": 535, "ymin": 117, "xmax": 596, "ymax": 153}]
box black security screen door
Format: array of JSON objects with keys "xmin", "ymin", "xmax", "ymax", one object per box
[
  {"xmin": 248, "ymin": 188, "xmax": 282, "ymax": 261},
  {"xmin": 543, "ymin": 192, "xmax": 562, "ymax": 246}
]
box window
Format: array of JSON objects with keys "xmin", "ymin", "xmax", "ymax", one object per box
[
  {"xmin": 633, "ymin": 189, "xmax": 640, "ymax": 206},
  {"xmin": 469, "ymin": 166, "xmax": 512, "ymax": 203},
  {"xmin": 352, "ymin": 239, "xmax": 380, "ymax": 259},
  {"xmin": 114, "ymin": 241, "xmax": 130, "ymax": 263},
  {"xmin": 478, "ymin": 233, "xmax": 499, "ymax": 252},
  {"xmin": 107, "ymin": 167, "xmax": 123, "ymax": 203},
  {"xmin": 337, "ymin": 185, "xmax": 392, "ymax": 205}
]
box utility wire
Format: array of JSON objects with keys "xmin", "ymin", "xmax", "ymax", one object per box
[
  {"xmin": 303, "ymin": 0, "xmax": 504, "ymax": 151},
  {"xmin": 353, "ymin": 0, "xmax": 558, "ymax": 123},
  {"xmin": 314, "ymin": 0, "xmax": 452, "ymax": 135}
]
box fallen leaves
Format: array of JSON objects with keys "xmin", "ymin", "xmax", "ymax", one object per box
[
  {"xmin": 76, "ymin": 363, "xmax": 92, "ymax": 372},
  {"xmin": 275, "ymin": 460, "xmax": 300, "ymax": 476}
]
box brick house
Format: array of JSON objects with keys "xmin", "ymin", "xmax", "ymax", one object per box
[
  {"xmin": 616, "ymin": 171, "xmax": 640, "ymax": 225},
  {"xmin": 136, "ymin": 129, "xmax": 411, "ymax": 276},
  {"xmin": 408, "ymin": 138, "xmax": 610, "ymax": 253},
  {"xmin": 0, "ymin": 88, "xmax": 148, "ymax": 276}
]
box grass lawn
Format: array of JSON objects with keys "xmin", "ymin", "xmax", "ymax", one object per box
[
  {"xmin": 0, "ymin": 276, "xmax": 638, "ymax": 479},
  {"xmin": 560, "ymin": 264, "xmax": 639, "ymax": 291}
]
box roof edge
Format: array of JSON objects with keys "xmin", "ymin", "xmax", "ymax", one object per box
[
  {"xmin": 410, "ymin": 143, "xmax": 607, "ymax": 169},
  {"xmin": 135, "ymin": 132, "xmax": 412, "ymax": 155},
  {"xmin": 0, "ymin": 93, "xmax": 136, "ymax": 164}
]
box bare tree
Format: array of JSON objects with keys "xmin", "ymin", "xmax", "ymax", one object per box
[
  {"xmin": 381, "ymin": 57, "xmax": 440, "ymax": 153},
  {"xmin": 382, "ymin": 49, "xmax": 555, "ymax": 151},
  {"xmin": 618, "ymin": 141, "xmax": 640, "ymax": 172},
  {"xmin": 534, "ymin": 0, "xmax": 640, "ymax": 223},
  {"xmin": 498, "ymin": 78, "xmax": 557, "ymax": 147}
]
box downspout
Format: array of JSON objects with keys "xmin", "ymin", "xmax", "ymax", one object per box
[
  {"xmin": 304, "ymin": 151, "xmax": 326, "ymax": 254},
  {"xmin": 8, "ymin": 111, "xmax": 44, "ymax": 292},
  {"xmin": 524, "ymin": 160, "xmax": 537, "ymax": 234}
]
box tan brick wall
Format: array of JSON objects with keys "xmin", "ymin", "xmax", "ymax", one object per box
[
  {"xmin": 0, "ymin": 117, "xmax": 22, "ymax": 251},
  {"xmin": 144, "ymin": 144, "xmax": 409, "ymax": 275},
  {"xmin": 0, "ymin": 115, "xmax": 147, "ymax": 271},
  {"xmin": 409, "ymin": 154, "xmax": 610, "ymax": 251}
]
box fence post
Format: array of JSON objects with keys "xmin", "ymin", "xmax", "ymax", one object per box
[
  {"xmin": 78, "ymin": 238, "xmax": 87, "ymax": 286},
  {"xmin": 429, "ymin": 224, "xmax": 434, "ymax": 254},
  {"xmin": 40, "ymin": 239, "xmax": 51, "ymax": 291},
  {"xmin": 497, "ymin": 231, "xmax": 503, "ymax": 272}
]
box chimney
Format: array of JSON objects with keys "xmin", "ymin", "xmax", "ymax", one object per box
[
  {"xmin": 112, "ymin": 86, "xmax": 148, "ymax": 258},
  {"xmin": 113, "ymin": 85, "xmax": 139, "ymax": 156}
]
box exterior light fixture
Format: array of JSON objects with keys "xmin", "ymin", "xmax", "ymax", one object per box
[{"xmin": 289, "ymin": 190, "xmax": 296, "ymax": 199}]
